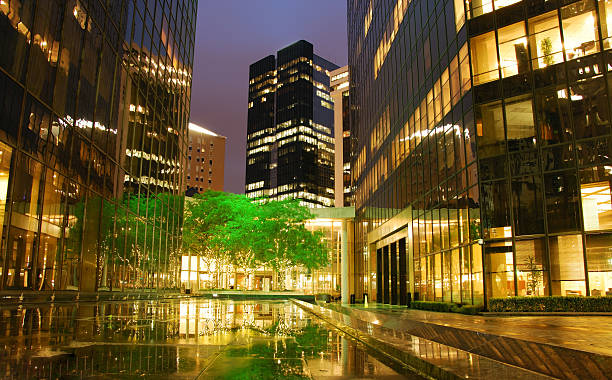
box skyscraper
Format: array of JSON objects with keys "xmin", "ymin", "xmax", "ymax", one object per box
[
  {"xmin": 186, "ymin": 122, "xmax": 226, "ymax": 194},
  {"xmin": 330, "ymin": 66, "xmax": 353, "ymax": 207},
  {"xmin": 348, "ymin": 0, "xmax": 612, "ymax": 306},
  {"xmin": 245, "ymin": 40, "xmax": 338, "ymax": 208},
  {"xmin": 0, "ymin": 0, "xmax": 196, "ymax": 294}
]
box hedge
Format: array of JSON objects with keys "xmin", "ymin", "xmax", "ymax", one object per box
[
  {"xmin": 410, "ymin": 301, "xmax": 484, "ymax": 315},
  {"xmin": 488, "ymin": 296, "xmax": 612, "ymax": 312}
]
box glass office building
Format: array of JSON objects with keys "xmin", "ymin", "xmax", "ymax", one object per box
[
  {"xmin": 0, "ymin": 0, "xmax": 196, "ymax": 293},
  {"xmin": 348, "ymin": 0, "xmax": 612, "ymax": 305},
  {"xmin": 246, "ymin": 40, "xmax": 339, "ymax": 208}
]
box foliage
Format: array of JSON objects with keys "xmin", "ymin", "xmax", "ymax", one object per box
[
  {"xmin": 524, "ymin": 256, "xmax": 543, "ymax": 296},
  {"xmin": 410, "ymin": 301, "xmax": 484, "ymax": 315},
  {"xmin": 540, "ymin": 37, "xmax": 554, "ymax": 66},
  {"xmin": 182, "ymin": 191, "xmax": 330, "ymax": 289},
  {"xmin": 488, "ymin": 296, "xmax": 612, "ymax": 312}
]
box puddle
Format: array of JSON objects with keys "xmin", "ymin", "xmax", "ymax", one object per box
[{"xmin": 0, "ymin": 299, "xmax": 419, "ymax": 379}]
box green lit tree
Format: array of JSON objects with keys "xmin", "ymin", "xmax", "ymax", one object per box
[{"xmin": 182, "ymin": 191, "xmax": 330, "ymax": 290}]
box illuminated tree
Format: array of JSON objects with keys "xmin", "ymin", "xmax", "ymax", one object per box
[{"xmin": 182, "ymin": 191, "xmax": 330, "ymax": 290}]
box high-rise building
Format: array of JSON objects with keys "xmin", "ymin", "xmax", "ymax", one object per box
[
  {"xmin": 0, "ymin": 0, "xmax": 196, "ymax": 294},
  {"xmin": 245, "ymin": 40, "xmax": 338, "ymax": 208},
  {"xmin": 330, "ymin": 66, "xmax": 353, "ymax": 207},
  {"xmin": 186, "ymin": 123, "xmax": 226, "ymax": 194},
  {"xmin": 348, "ymin": 0, "xmax": 612, "ymax": 306}
]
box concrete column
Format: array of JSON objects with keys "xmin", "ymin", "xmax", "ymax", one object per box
[{"xmin": 341, "ymin": 220, "xmax": 349, "ymax": 304}]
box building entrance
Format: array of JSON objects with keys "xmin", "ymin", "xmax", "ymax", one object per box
[{"xmin": 375, "ymin": 238, "xmax": 408, "ymax": 305}]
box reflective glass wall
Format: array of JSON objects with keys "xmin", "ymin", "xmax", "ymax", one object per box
[
  {"xmin": 470, "ymin": 0, "xmax": 612, "ymax": 299},
  {"xmin": 348, "ymin": 0, "xmax": 612, "ymax": 305},
  {"xmin": 0, "ymin": 0, "xmax": 196, "ymax": 292}
]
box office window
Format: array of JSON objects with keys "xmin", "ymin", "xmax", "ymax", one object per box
[
  {"xmin": 450, "ymin": 56, "xmax": 461, "ymax": 105},
  {"xmin": 561, "ymin": 0, "xmax": 599, "ymax": 61},
  {"xmin": 482, "ymin": 180, "xmax": 512, "ymax": 239},
  {"xmin": 476, "ymin": 100, "xmax": 505, "ymax": 158},
  {"xmin": 498, "ymin": 22, "xmax": 528, "ymax": 78},
  {"xmin": 586, "ymin": 233, "xmax": 612, "ymax": 296},
  {"xmin": 545, "ymin": 171, "xmax": 581, "ymax": 233},
  {"xmin": 466, "ymin": 0, "xmax": 522, "ymax": 19},
  {"xmin": 459, "ymin": 43, "xmax": 471, "ymax": 94},
  {"xmin": 471, "ymin": 244, "xmax": 484, "ymax": 304},
  {"xmin": 580, "ymin": 166, "xmax": 612, "ymax": 231},
  {"xmin": 512, "ymin": 176, "xmax": 545, "ymax": 235},
  {"xmin": 454, "ymin": 0, "xmax": 466, "ymax": 31},
  {"xmin": 529, "ymin": 11, "xmax": 563, "ymax": 70},
  {"xmin": 599, "ymin": 0, "xmax": 612, "ymax": 48},
  {"xmin": 485, "ymin": 240, "xmax": 515, "ymax": 298},
  {"xmin": 535, "ymin": 86, "xmax": 573, "ymax": 145},
  {"xmin": 471, "ymin": 31, "xmax": 499, "ymax": 85},
  {"xmin": 505, "ymin": 95, "xmax": 535, "ymax": 152},
  {"xmin": 515, "ymin": 239, "xmax": 548, "ymax": 296},
  {"xmin": 549, "ymin": 234, "xmax": 586, "ymax": 296},
  {"xmin": 569, "ymin": 78, "xmax": 609, "ymax": 140},
  {"xmin": 441, "ymin": 68, "xmax": 451, "ymax": 115}
]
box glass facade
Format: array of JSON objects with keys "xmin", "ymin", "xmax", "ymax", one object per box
[
  {"xmin": 0, "ymin": 0, "xmax": 196, "ymax": 292},
  {"xmin": 246, "ymin": 40, "xmax": 339, "ymax": 208},
  {"xmin": 348, "ymin": 0, "xmax": 612, "ymax": 305}
]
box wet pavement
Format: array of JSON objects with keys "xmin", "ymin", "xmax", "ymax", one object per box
[
  {"xmin": 304, "ymin": 301, "xmax": 612, "ymax": 380},
  {"xmin": 340, "ymin": 303, "xmax": 612, "ymax": 356},
  {"xmin": 0, "ymin": 299, "xmax": 420, "ymax": 379}
]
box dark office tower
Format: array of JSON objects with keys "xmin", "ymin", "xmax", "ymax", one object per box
[
  {"xmin": 349, "ymin": 0, "xmax": 612, "ymax": 306},
  {"xmin": 0, "ymin": 0, "xmax": 196, "ymax": 295},
  {"xmin": 246, "ymin": 40, "xmax": 338, "ymax": 208},
  {"xmin": 246, "ymin": 55, "xmax": 276, "ymax": 197}
]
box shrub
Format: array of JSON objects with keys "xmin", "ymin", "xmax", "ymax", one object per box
[
  {"xmin": 410, "ymin": 301, "xmax": 483, "ymax": 315},
  {"xmin": 455, "ymin": 304, "xmax": 484, "ymax": 315},
  {"xmin": 488, "ymin": 296, "xmax": 612, "ymax": 312}
]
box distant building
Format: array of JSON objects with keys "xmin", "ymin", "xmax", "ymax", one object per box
[
  {"xmin": 330, "ymin": 66, "xmax": 352, "ymax": 207},
  {"xmin": 186, "ymin": 123, "xmax": 226, "ymax": 194},
  {"xmin": 245, "ymin": 40, "xmax": 339, "ymax": 207}
]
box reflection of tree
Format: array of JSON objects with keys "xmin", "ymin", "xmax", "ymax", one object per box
[
  {"xmin": 525, "ymin": 256, "xmax": 543, "ymax": 296},
  {"xmin": 218, "ymin": 321, "xmax": 330, "ymax": 379},
  {"xmin": 67, "ymin": 193, "xmax": 184, "ymax": 289}
]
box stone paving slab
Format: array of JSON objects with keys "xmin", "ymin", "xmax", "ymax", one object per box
[
  {"xmin": 292, "ymin": 299, "xmax": 556, "ymax": 380},
  {"xmin": 342, "ymin": 304, "xmax": 612, "ymax": 356},
  {"xmin": 313, "ymin": 302, "xmax": 612, "ymax": 380}
]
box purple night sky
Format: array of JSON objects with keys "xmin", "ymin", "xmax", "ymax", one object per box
[{"xmin": 189, "ymin": 1, "xmax": 348, "ymax": 194}]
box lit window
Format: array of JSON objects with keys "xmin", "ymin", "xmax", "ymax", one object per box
[
  {"xmin": 470, "ymin": 31, "xmax": 499, "ymax": 85},
  {"xmin": 561, "ymin": 0, "xmax": 599, "ymax": 61},
  {"xmin": 498, "ymin": 22, "xmax": 528, "ymax": 78},
  {"xmin": 528, "ymin": 11, "xmax": 563, "ymax": 69}
]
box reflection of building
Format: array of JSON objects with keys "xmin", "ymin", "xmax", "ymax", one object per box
[
  {"xmin": 0, "ymin": 0, "xmax": 196, "ymax": 293},
  {"xmin": 348, "ymin": 0, "xmax": 612, "ymax": 306},
  {"xmin": 186, "ymin": 123, "xmax": 226, "ymax": 194},
  {"xmin": 330, "ymin": 66, "xmax": 353, "ymax": 207},
  {"xmin": 245, "ymin": 40, "xmax": 338, "ymax": 208}
]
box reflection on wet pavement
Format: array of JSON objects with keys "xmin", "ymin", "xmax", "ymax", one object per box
[{"xmin": 0, "ymin": 299, "xmax": 417, "ymax": 379}]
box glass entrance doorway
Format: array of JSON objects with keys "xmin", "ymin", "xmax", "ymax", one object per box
[{"xmin": 375, "ymin": 238, "xmax": 408, "ymax": 305}]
